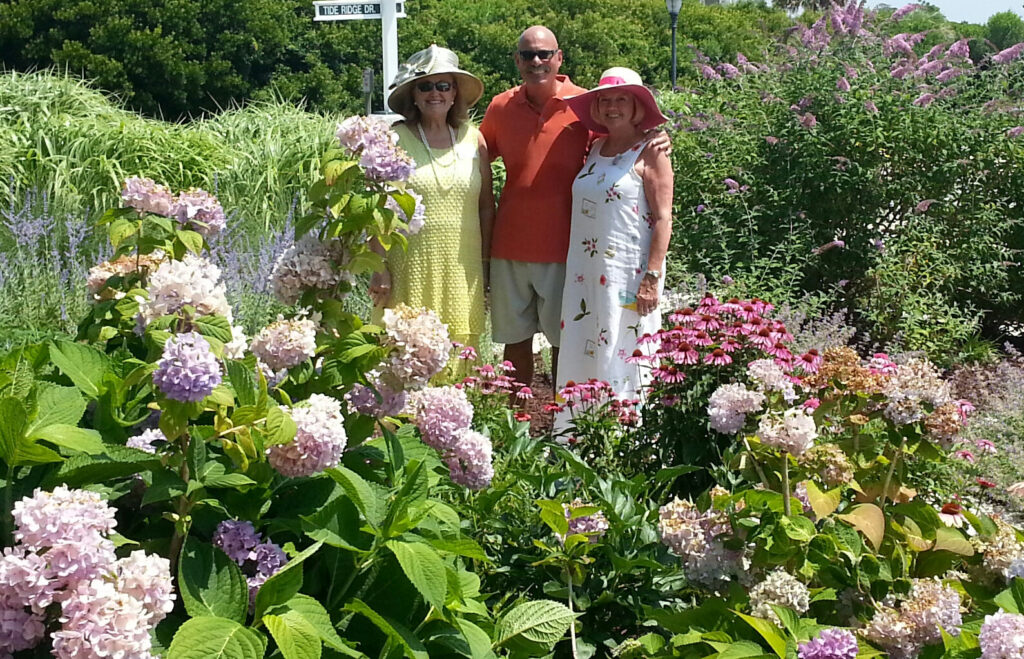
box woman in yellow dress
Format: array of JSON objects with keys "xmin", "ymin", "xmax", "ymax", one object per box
[{"xmin": 370, "ymin": 45, "xmax": 494, "ymax": 350}]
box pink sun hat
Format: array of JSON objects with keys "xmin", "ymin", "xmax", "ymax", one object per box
[{"xmin": 566, "ymin": 67, "xmax": 669, "ymax": 135}]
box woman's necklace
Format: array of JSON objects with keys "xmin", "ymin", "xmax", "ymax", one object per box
[{"xmin": 416, "ymin": 122, "xmax": 460, "ymax": 192}]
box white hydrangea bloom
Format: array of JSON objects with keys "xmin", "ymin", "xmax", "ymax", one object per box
[
  {"xmin": 708, "ymin": 383, "xmax": 765, "ymax": 434},
  {"xmin": 136, "ymin": 254, "xmax": 231, "ymax": 329},
  {"xmin": 251, "ymin": 315, "xmax": 318, "ymax": 372},
  {"xmin": 749, "ymin": 569, "xmax": 810, "ymax": 625},
  {"xmin": 746, "ymin": 359, "xmax": 797, "ymax": 402},
  {"xmin": 757, "ymin": 407, "xmax": 818, "ymax": 456}
]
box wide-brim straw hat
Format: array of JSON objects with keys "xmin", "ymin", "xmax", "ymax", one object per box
[
  {"xmin": 566, "ymin": 67, "xmax": 669, "ymax": 134},
  {"xmin": 387, "ymin": 44, "xmax": 484, "ymax": 115}
]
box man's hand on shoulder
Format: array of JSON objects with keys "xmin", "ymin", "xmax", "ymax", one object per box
[{"xmin": 645, "ymin": 129, "xmax": 672, "ymax": 156}]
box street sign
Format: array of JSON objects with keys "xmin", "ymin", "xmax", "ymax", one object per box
[
  {"xmin": 313, "ymin": 0, "xmax": 404, "ymax": 105},
  {"xmin": 313, "ymin": 1, "xmax": 405, "ymax": 21}
]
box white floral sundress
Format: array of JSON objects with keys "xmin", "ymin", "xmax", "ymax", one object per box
[{"xmin": 556, "ymin": 136, "xmax": 664, "ymax": 402}]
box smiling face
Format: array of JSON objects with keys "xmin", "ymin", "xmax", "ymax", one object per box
[
  {"xmin": 515, "ymin": 27, "xmax": 562, "ymax": 88},
  {"xmin": 592, "ymin": 89, "xmax": 640, "ymax": 132},
  {"xmin": 412, "ymin": 74, "xmax": 457, "ymax": 122}
]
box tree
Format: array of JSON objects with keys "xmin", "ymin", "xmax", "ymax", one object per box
[{"xmin": 986, "ymin": 10, "xmax": 1024, "ymax": 50}]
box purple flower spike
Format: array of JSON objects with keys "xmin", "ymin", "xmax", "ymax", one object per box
[{"xmin": 152, "ymin": 332, "xmax": 222, "ymax": 402}]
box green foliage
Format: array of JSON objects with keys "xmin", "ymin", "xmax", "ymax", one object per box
[
  {"xmin": 986, "ymin": 11, "xmax": 1024, "ymax": 50},
  {"xmin": 1, "ymin": 0, "xmax": 792, "ymax": 121},
  {"xmin": 665, "ymin": 13, "xmax": 1024, "ymax": 362}
]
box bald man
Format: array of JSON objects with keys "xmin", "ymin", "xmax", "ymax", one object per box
[{"xmin": 480, "ymin": 26, "xmax": 590, "ymax": 390}]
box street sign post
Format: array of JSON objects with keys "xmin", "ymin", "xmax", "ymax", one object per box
[{"xmin": 313, "ymin": 0, "xmax": 405, "ymax": 103}]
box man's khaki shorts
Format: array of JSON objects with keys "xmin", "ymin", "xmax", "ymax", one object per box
[{"xmin": 490, "ymin": 259, "xmax": 566, "ymax": 347}]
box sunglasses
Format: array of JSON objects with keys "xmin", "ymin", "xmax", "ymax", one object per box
[
  {"xmin": 416, "ymin": 80, "xmax": 454, "ymax": 92},
  {"xmin": 518, "ymin": 49, "xmax": 558, "ymax": 62}
]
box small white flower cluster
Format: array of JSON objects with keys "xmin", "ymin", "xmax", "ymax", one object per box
[
  {"xmin": 270, "ymin": 235, "xmax": 354, "ymax": 305},
  {"xmin": 267, "ymin": 394, "xmax": 348, "ymax": 478},
  {"xmin": 883, "ymin": 357, "xmax": 951, "ymax": 425},
  {"xmin": 748, "ymin": 569, "xmax": 811, "ymax": 626},
  {"xmin": 978, "ymin": 520, "xmax": 1024, "ymax": 584},
  {"xmin": 863, "ymin": 578, "xmax": 962, "ymax": 659},
  {"xmin": 747, "ymin": 359, "xmax": 797, "ymax": 401},
  {"xmin": 757, "ymin": 407, "xmax": 818, "ymax": 457},
  {"xmin": 1, "ymin": 487, "xmax": 173, "ymax": 658},
  {"xmin": 126, "ymin": 428, "xmax": 165, "ymax": 454},
  {"xmin": 251, "ymin": 315, "xmax": 318, "ymax": 379},
  {"xmin": 381, "ymin": 304, "xmax": 451, "ymax": 387},
  {"xmin": 708, "ymin": 383, "xmax": 766, "ymax": 434},
  {"xmin": 658, "ymin": 497, "xmax": 741, "ymax": 587},
  {"xmin": 135, "ymin": 253, "xmax": 231, "ymax": 329}
]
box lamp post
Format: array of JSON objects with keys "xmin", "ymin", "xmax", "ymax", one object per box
[{"xmin": 666, "ymin": 0, "xmax": 682, "ymax": 88}]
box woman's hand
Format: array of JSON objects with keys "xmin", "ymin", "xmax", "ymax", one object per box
[
  {"xmin": 369, "ymin": 270, "xmax": 392, "ymax": 307},
  {"xmin": 636, "ymin": 274, "xmax": 659, "ymax": 316}
]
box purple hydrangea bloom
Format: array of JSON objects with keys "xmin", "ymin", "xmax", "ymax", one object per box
[
  {"xmin": 174, "ymin": 188, "xmax": 227, "ymax": 237},
  {"xmin": 336, "ymin": 116, "xmax": 416, "ymax": 183},
  {"xmin": 798, "ymin": 628, "xmax": 858, "ymax": 659},
  {"xmin": 213, "ymin": 520, "xmax": 262, "ymax": 563},
  {"xmin": 152, "ymin": 332, "xmax": 222, "ymax": 402},
  {"xmin": 250, "ymin": 542, "xmax": 287, "ymax": 575}
]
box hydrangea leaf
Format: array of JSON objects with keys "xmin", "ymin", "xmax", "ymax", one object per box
[
  {"xmin": 732, "ymin": 611, "xmax": 786, "ymax": 658},
  {"xmin": 385, "ymin": 539, "xmax": 448, "ymax": 611},
  {"xmin": 26, "ymin": 384, "xmax": 85, "ymax": 434},
  {"xmin": 166, "ymin": 616, "xmax": 266, "ymax": 659},
  {"xmin": 178, "ymin": 537, "xmax": 249, "ymax": 623},
  {"xmin": 49, "ymin": 340, "xmax": 111, "ymax": 398},
  {"xmin": 253, "ymin": 541, "xmax": 322, "ymax": 621},
  {"xmin": 264, "ymin": 610, "xmax": 321, "ymax": 659},
  {"xmin": 836, "ymin": 503, "xmax": 884, "ymax": 551},
  {"xmin": 344, "ymin": 598, "xmax": 428, "ymax": 659},
  {"xmin": 493, "ymin": 599, "xmax": 576, "ymax": 652}
]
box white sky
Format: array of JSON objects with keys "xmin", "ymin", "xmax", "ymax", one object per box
[{"xmin": 871, "ymin": 1, "xmax": 1024, "ymax": 24}]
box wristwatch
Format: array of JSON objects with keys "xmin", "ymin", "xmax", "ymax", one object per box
[{"xmin": 644, "ymin": 269, "xmax": 661, "ymax": 280}]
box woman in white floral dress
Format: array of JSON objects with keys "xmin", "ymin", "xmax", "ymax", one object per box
[{"xmin": 556, "ymin": 67, "xmax": 674, "ymax": 404}]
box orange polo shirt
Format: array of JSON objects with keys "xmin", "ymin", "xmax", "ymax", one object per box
[{"xmin": 480, "ymin": 75, "xmax": 591, "ymax": 263}]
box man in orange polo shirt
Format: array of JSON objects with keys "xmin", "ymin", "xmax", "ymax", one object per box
[{"xmin": 480, "ymin": 25, "xmax": 590, "ymax": 389}]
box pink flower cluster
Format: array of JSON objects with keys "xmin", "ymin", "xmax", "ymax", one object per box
[
  {"xmin": 121, "ymin": 176, "xmax": 226, "ymax": 236},
  {"xmin": 560, "ymin": 499, "xmax": 610, "ymax": 544},
  {"xmin": 267, "ymin": 394, "xmax": 348, "ymax": 477},
  {"xmin": 1, "ymin": 487, "xmax": 173, "ymax": 657},
  {"xmin": 658, "ymin": 495, "xmax": 743, "ymax": 587},
  {"xmin": 863, "ymin": 578, "xmax": 962, "ymax": 658},
  {"xmin": 457, "ymin": 358, "xmax": 526, "ymax": 397},
  {"xmin": 410, "ymin": 386, "xmax": 494, "ymax": 490},
  {"xmin": 640, "ymin": 296, "xmax": 820, "ymax": 385},
  {"xmin": 550, "ymin": 379, "xmax": 639, "ymax": 425}
]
